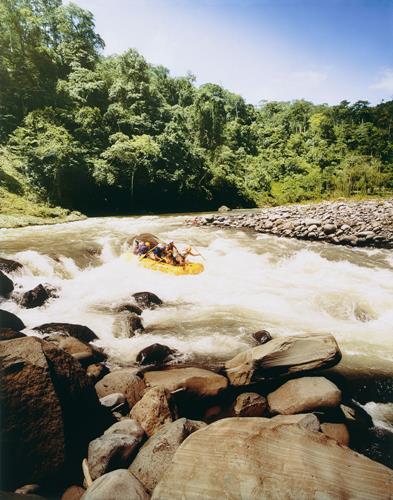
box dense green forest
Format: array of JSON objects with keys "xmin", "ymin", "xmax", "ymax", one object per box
[{"xmin": 1, "ymin": 0, "xmax": 392, "ymax": 216}]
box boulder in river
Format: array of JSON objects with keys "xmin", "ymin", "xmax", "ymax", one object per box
[
  {"xmin": 0, "ymin": 257, "xmax": 23, "ymax": 273},
  {"xmin": 129, "ymin": 418, "xmax": 206, "ymax": 493},
  {"xmin": 117, "ymin": 303, "xmax": 143, "ymax": 316},
  {"xmin": 0, "ymin": 336, "xmax": 114, "ymax": 490},
  {"xmin": 130, "ymin": 387, "xmax": 176, "ymax": 437},
  {"xmin": 0, "ymin": 270, "xmax": 14, "ymax": 296},
  {"xmin": 0, "ymin": 309, "xmax": 25, "ymax": 331},
  {"xmin": 144, "ymin": 367, "xmax": 228, "ymax": 398},
  {"xmin": 267, "ymin": 376, "xmax": 342, "ymax": 415},
  {"xmin": 251, "ymin": 330, "xmax": 272, "ymax": 345},
  {"xmin": 152, "ymin": 417, "xmax": 393, "ymax": 499},
  {"xmin": 33, "ymin": 323, "xmax": 98, "ymax": 343},
  {"xmin": 136, "ymin": 343, "xmax": 176, "ymax": 366},
  {"xmin": 81, "ymin": 469, "xmax": 149, "ymax": 500},
  {"xmin": 95, "ymin": 369, "xmax": 146, "ymax": 407},
  {"xmin": 132, "ymin": 291, "xmax": 162, "ymax": 309},
  {"xmin": 20, "ymin": 284, "xmax": 52, "ymax": 308},
  {"xmin": 125, "ymin": 312, "xmax": 144, "ymax": 335},
  {"xmin": 44, "ymin": 334, "xmax": 106, "ymax": 366},
  {"xmin": 225, "ymin": 333, "xmax": 341, "ymax": 386}
]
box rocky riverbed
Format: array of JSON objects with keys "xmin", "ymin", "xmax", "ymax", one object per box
[
  {"xmin": 1, "ymin": 267, "xmax": 393, "ymax": 498},
  {"xmin": 187, "ymin": 199, "xmax": 393, "ymax": 249}
]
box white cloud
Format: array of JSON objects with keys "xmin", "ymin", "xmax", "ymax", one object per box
[
  {"xmin": 289, "ymin": 70, "xmax": 328, "ymax": 86},
  {"xmin": 371, "ymin": 69, "xmax": 393, "ymax": 92}
]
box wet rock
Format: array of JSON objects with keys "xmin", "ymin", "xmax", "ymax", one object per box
[
  {"xmin": 0, "ymin": 309, "xmax": 25, "ymax": 331},
  {"xmin": 144, "ymin": 367, "xmax": 228, "ymax": 397},
  {"xmin": 232, "ymin": 392, "xmax": 267, "ymax": 417},
  {"xmin": 130, "ymin": 387, "xmax": 176, "ymax": 437},
  {"xmin": 126, "ymin": 312, "xmax": 144, "ymax": 335},
  {"xmin": 88, "ymin": 432, "xmax": 143, "ymax": 481},
  {"xmin": 0, "ymin": 271, "xmax": 14, "ymax": 296},
  {"xmin": 321, "ymin": 423, "xmax": 350, "ymax": 446},
  {"xmin": 0, "ymin": 328, "xmax": 26, "ymax": 341},
  {"xmin": 129, "ymin": 418, "xmax": 206, "ymax": 493},
  {"xmin": 117, "ymin": 304, "xmax": 143, "ymax": 316},
  {"xmin": 33, "ymin": 323, "xmax": 98, "ymax": 343},
  {"xmin": 81, "ymin": 469, "xmax": 149, "ymax": 500},
  {"xmin": 136, "ymin": 343, "xmax": 176, "ymax": 366},
  {"xmin": 20, "ymin": 284, "xmax": 51, "ymax": 309},
  {"xmin": 225, "ymin": 333, "xmax": 341, "ymax": 386},
  {"xmin": 44, "ymin": 334, "xmax": 106, "ymax": 366},
  {"xmin": 0, "ymin": 257, "xmax": 23, "ymax": 273},
  {"xmin": 132, "ymin": 291, "xmax": 162, "ymax": 309},
  {"xmin": 251, "ymin": 330, "xmax": 272, "ymax": 345},
  {"xmin": 152, "ymin": 417, "xmax": 393, "ymax": 500},
  {"xmin": 104, "ymin": 419, "xmax": 144, "ymax": 441},
  {"xmin": 0, "ymin": 337, "xmax": 114, "ymax": 490},
  {"xmin": 61, "ymin": 485, "xmax": 85, "ymax": 500},
  {"xmin": 95, "ymin": 369, "xmax": 146, "ymax": 408},
  {"xmin": 267, "ymin": 377, "xmax": 342, "ymax": 415}
]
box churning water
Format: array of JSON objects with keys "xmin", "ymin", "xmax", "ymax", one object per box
[{"xmin": 1, "ymin": 214, "xmax": 393, "ymax": 374}]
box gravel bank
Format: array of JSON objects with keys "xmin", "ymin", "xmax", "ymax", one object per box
[{"xmin": 187, "ymin": 199, "xmax": 393, "ymax": 249}]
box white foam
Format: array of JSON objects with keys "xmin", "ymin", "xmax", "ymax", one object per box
[{"xmin": 1, "ymin": 215, "xmax": 393, "ymax": 365}]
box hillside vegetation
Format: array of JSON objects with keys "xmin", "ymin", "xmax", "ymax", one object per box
[{"xmin": 1, "ymin": 0, "xmax": 392, "ymax": 221}]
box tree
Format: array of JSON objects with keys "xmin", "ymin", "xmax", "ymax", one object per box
[{"xmin": 99, "ymin": 133, "xmax": 160, "ymax": 206}]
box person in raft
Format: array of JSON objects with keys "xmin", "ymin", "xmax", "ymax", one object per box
[{"xmin": 133, "ymin": 240, "xmax": 151, "ymax": 256}]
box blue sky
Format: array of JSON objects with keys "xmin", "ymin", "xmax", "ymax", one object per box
[{"xmin": 72, "ymin": 0, "xmax": 393, "ymax": 105}]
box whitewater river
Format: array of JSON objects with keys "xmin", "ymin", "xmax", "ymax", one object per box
[{"xmin": 1, "ymin": 213, "xmax": 393, "ymax": 369}]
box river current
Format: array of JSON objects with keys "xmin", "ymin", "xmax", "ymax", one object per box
[
  {"xmin": 1, "ymin": 214, "xmax": 393, "ymax": 368},
  {"xmin": 1, "ymin": 213, "xmax": 393, "ymax": 463}
]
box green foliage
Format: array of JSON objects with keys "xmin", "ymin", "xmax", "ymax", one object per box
[{"xmin": 1, "ymin": 0, "xmax": 392, "ymax": 216}]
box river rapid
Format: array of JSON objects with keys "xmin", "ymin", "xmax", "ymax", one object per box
[{"xmin": 1, "ymin": 214, "xmax": 393, "ymax": 414}]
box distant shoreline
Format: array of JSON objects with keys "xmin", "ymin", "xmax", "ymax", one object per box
[{"xmin": 188, "ymin": 198, "xmax": 393, "ymax": 250}]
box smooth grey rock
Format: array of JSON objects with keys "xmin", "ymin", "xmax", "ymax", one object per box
[
  {"xmin": 99, "ymin": 393, "xmax": 125, "ymax": 409},
  {"xmin": 81, "ymin": 469, "xmax": 148, "ymax": 500},
  {"xmin": 104, "ymin": 419, "xmax": 144, "ymax": 440},
  {"xmin": 129, "ymin": 418, "xmax": 206, "ymax": 493},
  {"xmin": 88, "ymin": 433, "xmax": 143, "ymax": 481}
]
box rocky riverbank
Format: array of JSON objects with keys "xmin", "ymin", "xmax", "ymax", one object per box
[
  {"xmin": 187, "ymin": 199, "xmax": 393, "ymax": 249},
  {"xmin": 1, "ymin": 256, "xmax": 393, "ymax": 498}
]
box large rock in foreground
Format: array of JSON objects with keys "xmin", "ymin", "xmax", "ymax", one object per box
[
  {"xmin": 81, "ymin": 469, "xmax": 148, "ymax": 500},
  {"xmin": 95, "ymin": 369, "xmax": 146, "ymax": 407},
  {"xmin": 129, "ymin": 418, "xmax": 206, "ymax": 493},
  {"xmin": 0, "ymin": 337, "xmax": 114, "ymax": 490},
  {"xmin": 144, "ymin": 367, "xmax": 228, "ymax": 397},
  {"xmin": 226, "ymin": 333, "xmax": 341, "ymax": 386},
  {"xmin": 152, "ymin": 417, "xmax": 393, "ymax": 499},
  {"xmin": 267, "ymin": 376, "xmax": 342, "ymax": 415},
  {"xmin": 130, "ymin": 387, "xmax": 175, "ymax": 436}
]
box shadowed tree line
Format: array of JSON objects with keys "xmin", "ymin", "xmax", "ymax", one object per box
[{"xmin": 1, "ymin": 0, "xmax": 392, "ymax": 214}]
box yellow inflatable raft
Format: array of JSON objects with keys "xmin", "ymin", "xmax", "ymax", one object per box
[{"xmin": 125, "ymin": 253, "xmax": 204, "ymax": 275}]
